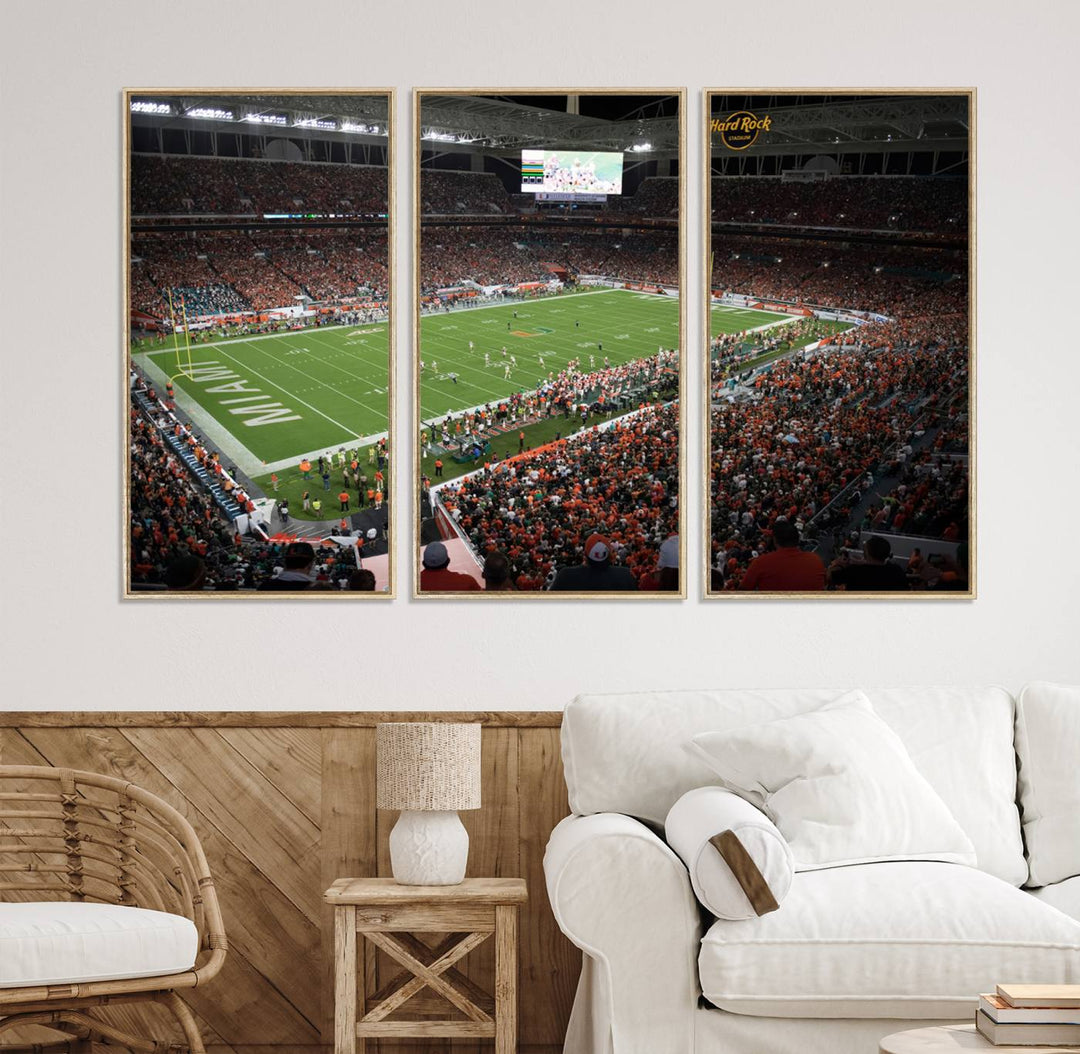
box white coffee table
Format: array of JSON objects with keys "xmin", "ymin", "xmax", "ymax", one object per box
[{"xmin": 880, "ymin": 1023, "xmax": 1080, "ymax": 1053}]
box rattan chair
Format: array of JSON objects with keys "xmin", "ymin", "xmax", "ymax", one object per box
[{"xmin": 0, "ymin": 766, "xmax": 226, "ymax": 1053}]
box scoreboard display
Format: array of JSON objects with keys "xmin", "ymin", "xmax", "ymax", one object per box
[{"xmin": 520, "ymin": 149, "xmax": 623, "ymax": 195}]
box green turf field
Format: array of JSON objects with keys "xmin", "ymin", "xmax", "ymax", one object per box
[
  {"xmin": 709, "ymin": 302, "xmax": 791, "ymax": 339},
  {"xmin": 418, "ymin": 289, "xmax": 679, "ymax": 421},
  {"xmin": 134, "ymin": 323, "xmax": 389, "ymax": 467}
]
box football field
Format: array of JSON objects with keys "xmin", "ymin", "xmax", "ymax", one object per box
[
  {"xmin": 134, "ymin": 323, "xmax": 389, "ymax": 470},
  {"xmin": 710, "ymin": 302, "xmax": 792, "ymax": 341},
  {"xmin": 419, "ymin": 289, "xmax": 680, "ymax": 421}
]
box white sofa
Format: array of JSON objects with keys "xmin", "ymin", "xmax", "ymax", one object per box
[{"xmin": 544, "ymin": 684, "xmax": 1080, "ymax": 1054}]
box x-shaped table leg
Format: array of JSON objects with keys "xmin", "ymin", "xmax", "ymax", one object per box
[{"xmin": 363, "ymin": 930, "xmax": 492, "ymax": 1023}]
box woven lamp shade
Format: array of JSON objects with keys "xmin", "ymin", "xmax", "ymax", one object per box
[{"xmin": 376, "ymin": 722, "xmax": 482, "ymax": 811}]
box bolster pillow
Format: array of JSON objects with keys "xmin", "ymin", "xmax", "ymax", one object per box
[{"xmin": 664, "ymin": 785, "xmax": 794, "ymax": 920}]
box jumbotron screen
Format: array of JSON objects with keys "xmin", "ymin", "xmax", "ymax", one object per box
[{"xmin": 520, "ymin": 149, "xmax": 623, "ymax": 195}]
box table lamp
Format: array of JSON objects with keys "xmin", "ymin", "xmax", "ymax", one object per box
[{"xmin": 376, "ymin": 722, "xmax": 481, "ymax": 885}]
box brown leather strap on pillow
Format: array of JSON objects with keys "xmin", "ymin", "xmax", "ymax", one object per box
[{"xmin": 709, "ymin": 830, "xmax": 780, "ymax": 916}]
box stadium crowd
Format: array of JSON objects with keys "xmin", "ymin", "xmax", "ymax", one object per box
[
  {"xmin": 435, "ymin": 402, "xmax": 679, "ymax": 591},
  {"xmin": 711, "ymin": 175, "xmax": 967, "ymax": 233},
  {"xmin": 711, "ymin": 237, "xmax": 965, "ymax": 316},
  {"xmin": 419, "ymin": 225, "xmax": 677, "ymax": 292},
  {"xmin": 129, "ymin": 403, "xmax": 382, "ymax": 591},
  {"xmin": 420, "ymin": 170, "xmax": 511, "ymax": 214},
  {"xmin": 709, "ymin": 326, "xmax": 969, "ymax": 589},
  {"xmin": 131, "ymin": 154, "xmax": 388, "ymax": 216},
  {"xmin": 132, "ymin": 228, "xmax": 388, "ymax": 317},
  {"xmin": 424, "ymin": 348, "xmax": 679, "ymax": 446},
  {"xmin": 630, "ymin": 177, "xmax": 679, "ymax": 217},
  {"xmin": 706, "ymin": 174, "xmax": 971, "ymax": 590},
  {"xmin": 859, "ymin": 446, "xmax": 969, "ymax": 540},
  {"xmin": 419, "ymin": 169, "xmax": 678, "ymax": 218}
]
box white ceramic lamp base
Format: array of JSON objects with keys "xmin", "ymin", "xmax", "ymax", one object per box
[{"xmin": 388, "ymin": 809, "xmax": 469, "ymax": 885}]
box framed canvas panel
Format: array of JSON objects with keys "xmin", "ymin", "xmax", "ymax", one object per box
[
  {"xmin": 704, "ymin": 89, "xmax": 975, "ymax": 598},
  {"xmin": 124, "ymin": 89, "xmax": 395, "ymax": 597},
  {"xmin": 414, "ymin": 89, "xmax": 685, "ymax": 598}
]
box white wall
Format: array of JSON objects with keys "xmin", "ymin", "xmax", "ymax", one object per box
[{"xmin": 1, "ymin": 0, "xmax": 1077, "ymax": 711}]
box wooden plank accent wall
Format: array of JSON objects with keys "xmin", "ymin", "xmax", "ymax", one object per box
[{"xmin": 0, "ymin": 713, "xmax": 578, "ymax": 1054}]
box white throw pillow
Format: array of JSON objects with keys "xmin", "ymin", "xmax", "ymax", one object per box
[
  {"xmin": 665, "ymin": 786, "xmax": 794, "ymax": 920},
  {"xmin": 1016, "ymin": 681, "xmax": 1080, "ymax": 887},
  {"xmin": 688, "ymin": 690, "xmax": 977, "ymax": 871}
]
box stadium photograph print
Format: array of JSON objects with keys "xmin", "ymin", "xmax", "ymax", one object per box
[
  {"xmin": 125, "ymin": 90, "xmax": 394, "ymax": 597},
  {"xmin": 414, "ymin": 90, "xmax": 685, "ymax": 597},
  {"xmin": 705, "ymin": 90, "xmax": 973, "ymax": 598}
]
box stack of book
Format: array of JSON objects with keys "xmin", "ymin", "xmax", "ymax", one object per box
[{"xmin": 977, "ymin": 985, "xmax": 1080, "ymax": 1046}]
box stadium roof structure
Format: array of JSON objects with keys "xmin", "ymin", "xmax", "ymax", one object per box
[
  {"xmin": 420, "ymin": 94, "xmax": 680, "ymax": 157},
  {"xmin": 710, "ymin": 94, "xmax": 969, "ymax": 158},
  {"xmin": 129, "ymin": 93, "xmax": 389, "ymax": 142}
]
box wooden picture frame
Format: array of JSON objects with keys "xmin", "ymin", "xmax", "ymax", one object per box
[
  {"xmin": 412, "ymin": 89, "xmax": 686, "ymax": 599},
  {"xmin": 124, "ymin": 89, "xmax": 396, "ymax": 598},
  {"xmin": 703, "ymin": 89, "xmax": 975, "ymax": 599}
]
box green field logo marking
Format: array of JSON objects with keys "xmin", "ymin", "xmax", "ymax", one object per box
[{"xmin": 513, "ymin": 326, "xmax": 555, "ymax": 337}]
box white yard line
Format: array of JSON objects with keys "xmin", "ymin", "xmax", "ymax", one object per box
[
  {"xmin": 303, "ymin": 328, "xmax": 392, "ymax": 366},
  {"xmin": 417, "ymin": 293, "xmax": 679, "ymax": 416},
  {"xmin": 235, "ymin": 339, "xmax": 389, "ymax": 422},
  {"xmin": 205, "ymin": 343, "xmax": 362, "ymax": 436},
  {"xmin": 140, "ymin": 329, "xmax": 389, "ymax": 477}
]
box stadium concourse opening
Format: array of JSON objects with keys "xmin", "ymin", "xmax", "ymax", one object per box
[
  {"xmin": 127, "ymin": 92, "xmax": 392, "ymax": 594},
  {"xmin": 416, "ymin": 92, "xmax": 682, "ymax": 595},
  {"xmin": 706, "ymin": 92, "xmax": 972, "ymax": 595}
]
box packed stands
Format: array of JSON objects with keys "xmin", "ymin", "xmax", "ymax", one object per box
[
  {"xmin": 131, "ymin": 155, "xmax": 387, "ymax": 216},
  {"xmin": 420, "ymin": 169, "xmax": 680, "ymax": 218},
  {"xmin": 631, "ymin": 177, "xmax": 679, "ymax": 217},
  {"xmin": 420, "ymin": 170, "xmax": 511, "ymax": 214},
  {"xmin": 131, "ymin": 228, "xmax": 388, "ymax": 317},
  {"xmin": 710, "ymin": 334, "xmax": 968, "ymax": 587},
  {"xmin": 419, "ymin": 225, "xmax": 677, "ymax": 292},
  {"xmin": 706, "ymin": 172, "xmax": 971, "ymax": 590},
  {"xmin": 129, "ymin": 381, "xmax": 379, "ymax": 591},
  {"xmin": 425, "ymin": 349, "xmax": 678, "ymax": 441},
  {"xmin": 438, "ymin": 402, "xmax": 679, "ymax": 591},
  {"xmin": 711, "ymin": 175, "xmax": 967, "ymax": 233},
  {"xmin": 711, "ymin": 236, "xmax": 965, "ymax": 316}
]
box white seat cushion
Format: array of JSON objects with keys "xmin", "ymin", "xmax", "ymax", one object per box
[
  {"xmin": 0, "ymin": 901, "xmax": 199, "ymax": 987},
  {"xmin": 1030, "ymin": 877, "xmax": 1080, "ymax": 925},
  {"xmin": 699, "ymin": 861, "xmax": 1080, "ymax": 1019}
]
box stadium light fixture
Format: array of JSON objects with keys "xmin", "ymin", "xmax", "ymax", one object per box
[
  {"xmin": 295, "ymin": 118, "xmax": 337, "ymax": 130},
  {"xmin": 186, "ymin": 106, "xmax": 234, "ymax": 120},
  {"xmin": 341, "ymin": 121, "xmax": 384, "ymax": 135},
  {"xmin": 631, "ymin": 142, "xmax": 652, "ymax": 152},
  {"xmin": 243, "ymin": 113, "xmax": 288, "ymax": 126},
  {"xmin": 131, "ymin": 100, "xmax": 173, "ymax": 116},
  {"xmin": 423, "ymin": 131, "xmax": 458, "ymax": 142}
]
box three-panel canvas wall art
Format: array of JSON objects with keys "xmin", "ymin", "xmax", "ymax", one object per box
[{"xmin": 125, "ymin": 89, "xmax": 972, "ymax": 599}]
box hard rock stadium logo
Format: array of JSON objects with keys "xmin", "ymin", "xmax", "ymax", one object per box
[{"xmin": 712, "ymin": 111, "xmax": 771, "ymax": 151}]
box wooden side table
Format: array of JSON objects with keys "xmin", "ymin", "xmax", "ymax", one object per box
[{"xmin": 324, "ymin": 877, "xmax": 527, "ymax": 1054}]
